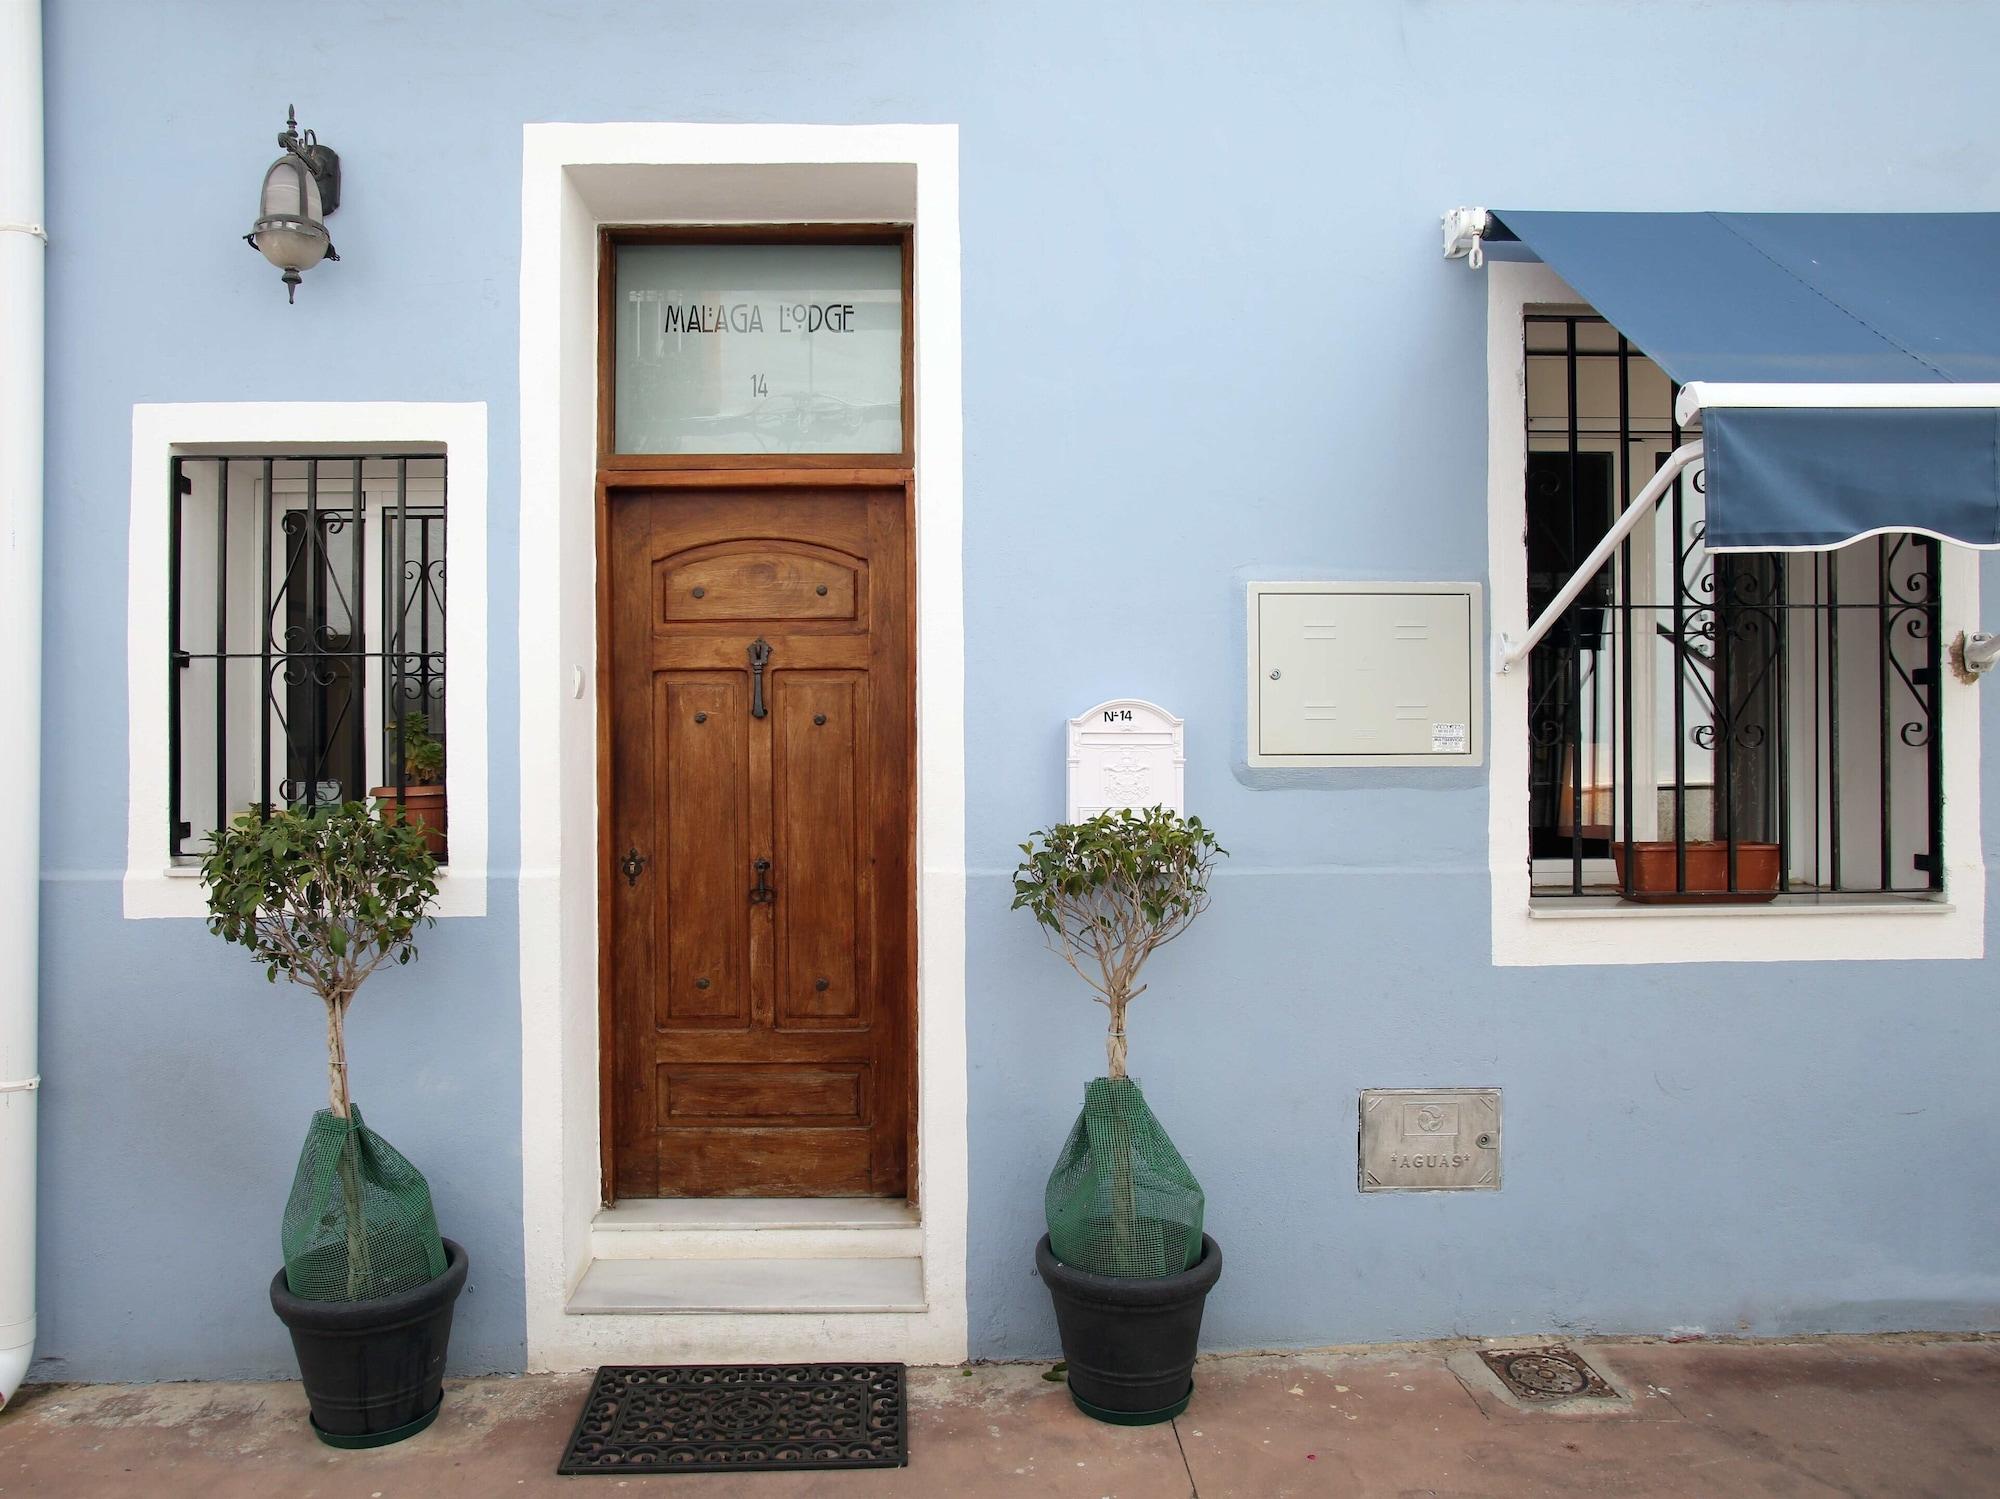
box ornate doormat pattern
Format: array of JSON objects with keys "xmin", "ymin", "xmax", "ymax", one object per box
[
  {"xmin": 557, "ymin": 1362, "xmax": 907, "ymax": 1476},
  {"xmin": 1477, "ymin": 1345, "xmax": 1619, "ymax": 1402}
]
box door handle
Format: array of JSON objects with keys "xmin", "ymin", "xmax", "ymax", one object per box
[
  {"xmin": 620, "ymin": 846, "xmax": 648, "ymax": 887},
  {"xmin": 749, "ymin": 857, "xmax": 775, "ymax": 905},
  {"xmin": 747, "ymin": 637, "xmax": 772, "ymax": 719}
]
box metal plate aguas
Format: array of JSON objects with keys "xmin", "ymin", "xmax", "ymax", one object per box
[
  {"xmin": 1476, "ymin": 1345, "xmax": 1619, "ymax": 1402},
  {"xmin": 1359, "ymin": 1088, "xmax": 1501, "ymax": 1192}
]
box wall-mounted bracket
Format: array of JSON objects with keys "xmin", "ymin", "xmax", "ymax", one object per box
[{"xmin": 1441, "ymin": 206, "xmax": 1490, "ymax": 267}]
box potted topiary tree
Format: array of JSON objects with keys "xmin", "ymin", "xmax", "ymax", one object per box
[
  {"xmin": 1013, "ymin": 805, "xmax": 1226, "ymax": 1425},
  {"xmin": 201, "ymin": 802, "xmax": 467, "ymax": 1448},
  {"xmin": 371, "ymin": 710, "xmax": 447, "ymax": 861}
]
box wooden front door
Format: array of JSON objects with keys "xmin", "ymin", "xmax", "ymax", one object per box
[{"xmin": 605, "ymin": 487, "xmax": 913, "ymax": 1198}]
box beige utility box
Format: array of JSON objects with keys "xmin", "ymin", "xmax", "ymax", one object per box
[{"xmin": 1248, "ymin": 582, "xmax": 1483, "ymax": 768}]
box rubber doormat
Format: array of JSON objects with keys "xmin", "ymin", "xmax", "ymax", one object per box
[{"xmin": 557, "ymin": 1363, "xmax": 907, "ymax": 1475}]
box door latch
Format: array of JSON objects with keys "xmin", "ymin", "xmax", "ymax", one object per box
[
  {"xmin": 747, "ymin": 637, "xmax": 772, "ymax": 719},
  {"xmin": 620, "ymin": 846, "xmax": 649, "ymax": 887},
  {"xmin": 749, "ymin": 857, "xmax": 775, "ymax": 904}
]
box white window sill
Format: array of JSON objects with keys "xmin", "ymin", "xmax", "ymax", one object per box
[
  {"xmin": 162, "ymin": 861, "xmax": 458, "ymax": 878},
  {"xmin": 1498, "ymin": 879, "xmax": 1979, "ymax": 965},
  {"xmin": 1528, "ymin": 894, "xmax": 1954, "ymax": 920},
  {"xmin": 130, "ymin": 860, "xmax": 482, "ymax": 920}
]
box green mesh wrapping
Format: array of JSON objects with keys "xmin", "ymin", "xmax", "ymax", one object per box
[
  {"xmin": 281, "ymin": 1106, "xmax": 447, "ymax": 1302},
  {"xmin": 1044, "ymin": 1077, "xmax": 1204, "ymax": 1278}
]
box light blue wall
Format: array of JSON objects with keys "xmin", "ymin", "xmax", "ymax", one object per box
[{"xmin": 35, "ymin": 0, "xmax": 2000, "ymax": 1379}]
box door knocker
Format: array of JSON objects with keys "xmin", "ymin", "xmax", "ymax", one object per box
[{"xmin": 747, "ymin": 637, "xmax": 772, "ymax": 718}]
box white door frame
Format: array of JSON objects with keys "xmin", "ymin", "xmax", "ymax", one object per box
[{"xmin": 517, "ymin": 124, "xmax": 967, "ymax": 1368}]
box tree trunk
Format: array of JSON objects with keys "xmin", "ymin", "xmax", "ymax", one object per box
[
  {"xmin": 1102, "ymin": 989, "xmax": 1136, "ymax": 1266},
  {"xmin": 325, "ymin": 999, "xmax": 372, "ymax": 1297},
  {"xmin": 325, "ymin": 999, "xmax": 351, "ymax": 1118}
]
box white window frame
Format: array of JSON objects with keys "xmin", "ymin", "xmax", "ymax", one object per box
[
  {"xmin": 123, "ymin": 403, "xmax": 488, "ymax": 920},
  {"xmin": 1485, "ymin": 264, "xmax": 1983, "ymax": 964}
]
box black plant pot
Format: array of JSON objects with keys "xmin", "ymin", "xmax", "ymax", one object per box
[
  {"xmin": 269, "ymin": 1238, "xmax": 469, "ymax": 1448},
  {"xmin": 1036, "ymin": 1232, "xmax": 1221, "ymax": 1425}
]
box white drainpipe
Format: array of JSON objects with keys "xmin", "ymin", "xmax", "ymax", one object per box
[{"xmin": 0, "ymin": 0, "xmax": 44, "ymax": 1411}]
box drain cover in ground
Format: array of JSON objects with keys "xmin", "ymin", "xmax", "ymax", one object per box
[
  {"xmin": 1477, "ymin": 1345, "xmax": 1619, "ymax": 1402},
  {"xmin": 557, "ymin": 1363, "xmax": 907, "ymax": 1475}
]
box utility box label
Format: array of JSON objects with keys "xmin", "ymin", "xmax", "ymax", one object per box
[
  {"xmin": 1066, "ymin": 699, "xmax": 1185, "ymax": 822},
  {"xmin": 1359, "ymin": 1088, "xmax": 1501, "ymax": 1192}
]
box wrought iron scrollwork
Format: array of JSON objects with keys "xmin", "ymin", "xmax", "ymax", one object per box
[
  {"xmin": 166, "ymin": 454, "xmax": 447, "ymax": 854},
  {"xmin": 1521, "ymin": 312, "xmax": 1942, "ymax": 902}
]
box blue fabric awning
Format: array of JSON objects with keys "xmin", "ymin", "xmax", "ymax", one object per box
[{"xmin": 1487, "ymin": 211, "xmax": 2000, "ymax": 550}]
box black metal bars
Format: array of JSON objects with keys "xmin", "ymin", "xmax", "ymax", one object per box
[
  {"xmin": 167, "ymin": 453, "xmax": 446, "ymax": 859},
  {"xmin": 1524, "ymin": 314, "xmax": 1939, "ymax": 900}
]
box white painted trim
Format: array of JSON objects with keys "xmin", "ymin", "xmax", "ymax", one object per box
[
  {"xmin": 1677, "ymin": 381, "xmax": 2000, "ymax": 425},
  {"xmin": 517, "ymin": 123, "xmax": 967, "ymax": 1370},
  {"xmin": 1529, "ymin": 897, "xmax": 1954, "ymax": 920},
  {"xmin": 122, "ymin": 403, "xmax": 489, "ymax": 920},
  {"xmin": 1485, "ymin": 264, "xmax": 1984, "ymax": 966}
]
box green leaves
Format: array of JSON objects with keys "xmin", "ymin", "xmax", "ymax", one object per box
[
  {"xmin": 1011, "ymin": 805, "xmax": 1226, "ymax": 1054},
  {"xmin": 198, "ymin": 801, "xmax": 441, "ymax": 1005},
  {"xmin": 391, "ymin": 711, "xmax": 446, "ymax": 784},
  {"xmin": 1012, "ymin": 807, "xmax": 1223, "ymax": 934}
]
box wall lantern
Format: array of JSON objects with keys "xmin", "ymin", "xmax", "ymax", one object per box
[{"xmin": 245, "ymin": 106, "xmax": 340, "ymax": 303}]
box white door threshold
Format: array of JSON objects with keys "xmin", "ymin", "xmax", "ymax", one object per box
[
  {"xmin": 567, "ymin": 1255, "xmax": 926, "ymax": 1315},
  {"xmin": 596, "ymin": 1197, "xmax": 920, "ymax": 1231},
  {"xmin": 589, "ymin": 1197, "xmax": 921, "ymax": 1261}
]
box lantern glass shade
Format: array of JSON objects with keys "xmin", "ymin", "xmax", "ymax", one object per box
[{"xmin": 252, "ymin": 155, "xmax": 328, "ymax": 273}]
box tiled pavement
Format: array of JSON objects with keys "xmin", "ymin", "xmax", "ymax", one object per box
[{"xmin": 1, "ymin": 1336, "xmax": 1994, "ymax": 1497}]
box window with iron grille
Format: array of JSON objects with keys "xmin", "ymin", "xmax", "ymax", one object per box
[
  {"xmin": 167, "ymin": 453, "xmax": 447, "ymax": 860},
  {"xmin": 1525, "ymin": 314, "xmax": 1942, "ymax": 902}
]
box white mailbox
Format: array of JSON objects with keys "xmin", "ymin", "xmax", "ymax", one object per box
[
  {"xmin": 1248, "ymin": 582, "xmax": 1483, "ymax": 767},
  {"xmin": 1067, "ymin": 699, "xmax": 1185, "ymax": 821}
]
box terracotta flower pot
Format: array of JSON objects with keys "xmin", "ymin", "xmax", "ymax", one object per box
[
  {"xmin": 371, "ymin": 783, "xmax": 447, "ymax": 861},
  {"xmin": 1612, "ymin": 840, "xmax": 1780, "ymax": 903}
]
